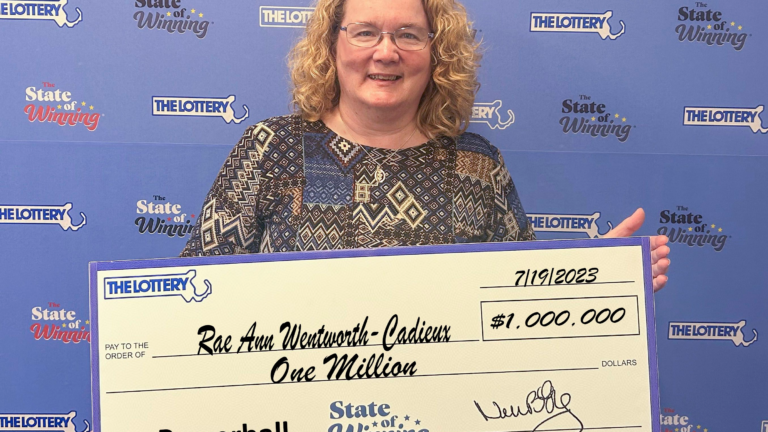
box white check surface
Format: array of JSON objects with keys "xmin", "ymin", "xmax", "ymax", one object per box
[{"xmin": 92, "ymin": 240, "xmax": 657, "ymax": 432}]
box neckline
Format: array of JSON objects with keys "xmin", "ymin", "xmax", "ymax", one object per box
[{"xmin": 316, "ymin": 118, "xmax": 436, "ymax": 153}]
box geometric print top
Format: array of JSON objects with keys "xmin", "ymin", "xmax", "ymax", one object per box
[{"xmin": 180, "ymin": 114, "xmax": 535, "ymax": 256}]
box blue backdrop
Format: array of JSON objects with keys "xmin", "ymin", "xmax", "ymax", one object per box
[{"xmin": 1, "ymin": 0, "xmax": 765, "ymax": 431}]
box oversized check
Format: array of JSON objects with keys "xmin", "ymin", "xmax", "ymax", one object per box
[{"xmin": 90, "ymin": 238, "xmax": 660, "ymax": 432}]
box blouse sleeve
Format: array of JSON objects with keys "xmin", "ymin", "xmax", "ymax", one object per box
[
  {"xmin": 180, "ymin": 124, "xmax": 270, "ymax": 256},
  {"xmin": 486, "ymin": 152, "xmax": 536, "ymax": 242}
]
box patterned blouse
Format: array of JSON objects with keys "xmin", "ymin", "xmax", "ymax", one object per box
[{"xmin": 180, "ymin": 114, "xmax": 534, "ymax": 256}]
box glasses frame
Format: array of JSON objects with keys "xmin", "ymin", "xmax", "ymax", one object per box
[{"xmin": 339, "ymin": 22, "xmax": 435, "ymax": 51}]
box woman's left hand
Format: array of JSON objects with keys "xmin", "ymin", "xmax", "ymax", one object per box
[{"xmin": 604, "ymin": 208, "xmax": 670, "ymax": 293}]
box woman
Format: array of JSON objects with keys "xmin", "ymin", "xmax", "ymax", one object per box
[{"xmin": 180, "ymin": 0, "xmax": 670, "ymax": 291}]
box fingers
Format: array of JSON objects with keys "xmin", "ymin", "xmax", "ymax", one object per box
[
  {"xmin": 604, "ymin": 208, "xmax": 645, "ymax": 238},
  {"xmin": 652, "ymin": 258, "xmax": 670, "ymax": 278},
  {"xmin": 651, "ymin": 234, "xmax": 669, "ymax": 251},
  {"xmin": 653, "ymin": 274, "xmax": 668, "ymax": 293},
  {"xmin": 651, "ymin": 245, "xmax": 670, "ymax": 265}
]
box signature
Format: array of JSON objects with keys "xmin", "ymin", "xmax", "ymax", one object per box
[{"xmin": 473, "ymin": 380, "xmax": 583, "ymax": 432}]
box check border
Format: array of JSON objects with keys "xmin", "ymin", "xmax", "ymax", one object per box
[{"xmin": 89, "ymin": 237, "xmax": 658, "ymax": 432}]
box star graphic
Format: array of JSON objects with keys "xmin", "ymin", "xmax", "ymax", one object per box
[
  {"xmin": 86, "ymin": 320, "xmax": 90, "ymax": 324},
  {"xmin": 167, "ymin": 217, "xmax": 172, "ymax": 221},
  {"xmin": 371, "ymin": 421, "xmax": 377, "ymax": 427},
  {"xmin": 675, "ymin": 429, "xmax": 679, "ymax": 432},
  {"xmin": 415, "ymin": 420, "xmax": 421, "ymax": 425},
  {"xmin": 711, "ymin": 224, "xmax": 715, "ymax": 228},
  {"xmin": 615, "ymin": 113, "xmax": 619, "ymax": 118},
  {"xmin": 591, "ymin": 116, "xmax": 596, "ymax": 121},
  {"xmin": 57, "ymin": 104, "xmax": 62, "ymax": 109},
  {"xmin": 191, "ymin": 214, "xmax": 195, "ymax": 218},
  {"xmin": 738, "ymin": 25, "xmax": 742, "ymax": 30},
  {"xmin": 81, "ymin": 101, "xmax": 86, "ymax": 106},
  {"xmin": 731, "ymin": 21, "xmax": 735, "ymax": 26},
  {"xmin": 199, "ymin": 12, "xmax": 203, "ymax": 17},
  {"xmin": 697, "ymin": 426, "xmax": 701, "ymax": 429},
  {"xmin": 191, "ymin": 8, "xmax": 196, "ymax": 13},
  {"xmin": 404, "ymin": 415, "xmax": 410, "ymax": 421},
  {"xmin": 622, "ymin": 117, "xmax": 626, "ymax": 122},
  {"xmin": 89, "ymin": 105, "xmax": 94, "ymax": 110},
  {"xmin": 704, "ymin": 429, "xmax": 707, "ymax": 432},
  {"xmin": 688, "ymin": 227, "xmax": 693, "ymax": 231},
  {"xmin": 707, "ymin": 24, "xmax": 711, "ymax": 29},
  {"xmin": 718, "ymin": 228, "xmax": 722, "ymax": 232},
  {"xmin": 166, "ymin": 11, "xmax": 171, "ymax": 16}
]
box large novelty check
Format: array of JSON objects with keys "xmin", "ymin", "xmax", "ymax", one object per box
[{"xmin": 90, "ymin": 238, "xmax": 660, "ymax": 432}]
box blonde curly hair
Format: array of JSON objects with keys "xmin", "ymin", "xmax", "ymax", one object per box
[{"xmin": 288, "ymin": 0, "xmax": 481, "ymax": 139}]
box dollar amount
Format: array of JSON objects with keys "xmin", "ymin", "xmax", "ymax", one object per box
[
  {"xmin": 490, "ymin": 307, "xmax": 626, "ymax": 330},
  {"xmin": 514, "ymin": 267, "xmax": 598, "ymax": 286},
  {"xmin": 481, "ymin": 296, "xmax": 640, "ymax": 341}
]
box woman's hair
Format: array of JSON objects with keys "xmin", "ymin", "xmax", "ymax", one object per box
[{"xmin": 288, "ymin": 0, "xmax": 481, "ymax": 139}]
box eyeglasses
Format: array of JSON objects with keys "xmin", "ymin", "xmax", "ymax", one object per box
[{"xmin": 339, "ymin": 23, "xmax": 434, "ymax": 51}]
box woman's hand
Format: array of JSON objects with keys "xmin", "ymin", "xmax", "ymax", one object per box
[{"xmin": 603, "ymin": 208, "xmax": 670, "ymax": 292}]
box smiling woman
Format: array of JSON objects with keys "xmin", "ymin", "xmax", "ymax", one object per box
[{"xmin": 180, "ymin": 0, "xmax": 670, "ymax": 291}]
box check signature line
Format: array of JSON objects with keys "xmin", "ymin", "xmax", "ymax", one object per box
[
  {"xmin": 152, "ymin": 338, "xmax": 481, "ymax": 359},
  {"xmin": 484, "ymin": 427, "xmax": 642, "ymax": 432},
  {"xmin": 105, "ymin": 366, "xmax": 598, "ymax": 395},
  {"xmin": 480, "ymin": 281, "xmax": 635, "ymax": 289}
]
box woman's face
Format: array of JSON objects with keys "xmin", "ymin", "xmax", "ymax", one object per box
[{"xmin": 335, "ymin": 0, "xmax": 432, "ymax": 115}]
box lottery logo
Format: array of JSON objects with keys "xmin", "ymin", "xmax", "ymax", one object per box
[
  {"xmin": 560, "ymin": 96, "xmax": 634, "ymax": 142},
  {"xmin": 104, "ymin": 269, "xmax": 212, "ymax": 303},
  {"xmin": 0, "ymin": 203, "xmax": 86, "ymax": 231},
  {"xmin": 30, "ymin": 302, "xmax": 90, "ymax": 344},
  {"xmin": 24, "ymin": 82, "xmax": 102, "ymax": 131},
  {"xmin": 152, "ymin": 95, "xmax": 249, "ymax": 124},
  {"xmin": 259, "ymin": 6, "xmax": 313, "ymax": 28},
  {"xmin": 135, "ymin": 196, "xmax": 196, "ymax": 238},
  {"xmin": 683, "ymin": 105, "xmax": 768, "ymax": 134},
  {"xmin": 470, "ymin": 100, "xmax": 515, "ymax": 130},
  {"xmin": 676, "ymin": 5, "xmax": 750, "ymax": 51},
  {"xmin": 0, "ymin": 0, "xmax": 82, "ymax": 27},
  {"xmin": 134, "ymin": 0, "xmax": 211, "ymax": 38},
  {"xmin": 657, "ymin": 206, "xmax": 728, "ymax": 251},
  {"xmin": 0, "ymin": 412, "xmax": 90, "ymax": 431},
  {"xmin": 530, "ymin": 11, "xmax": 625, "ymax": 40},
  {"xmin": 668, "ymin": 320, "xmax": 757, "ymax": 347},
  {"xmin": 528, "ymin": 212, "xmax": 613, "ymax": 239}
]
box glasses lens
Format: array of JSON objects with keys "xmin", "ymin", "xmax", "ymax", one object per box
[
  {"xmin": 346, "ymin": 23, "xmax": 381, "ymax": 47},
  {"xmin": 394, "ymin": 27, "xmax": 429, "ymax": 50}
]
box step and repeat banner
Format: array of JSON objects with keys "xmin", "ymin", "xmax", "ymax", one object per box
[{"xmin": 1, "ymin": 0, "xmax": 765, "ymax": 431}]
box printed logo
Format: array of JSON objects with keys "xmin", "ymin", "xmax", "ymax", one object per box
[
  {"xmin": 0, "ymin": 203, "xmax": 86, "ymax": 231},
  {"xmin": 152, "ymin": 95, "xmax": 249, "ymax": 124},
  {"xmin": 668, "ymin": 320, "xmax": 757, "ymax": 347},
  {"xmin": 134, "ymin": 0, "xmax": 211, "ymax": 38},
  {"xmin": 470, "ymin": 100, "xmax": 514, "ymax": 130},
  {"xmin": 259, "ymin": 6, "xmax": 312, "ymax": 28},
  {"xmin": 0, "ymin": 411, "xmax": 90, "ymax": 432},
  {"xmin": 657, "ymin": 206, "xmax": 727, "ymax": 251},
  {"xmin": 528, "ymin": 212, "xmax": 613, "ymax": 239},
  {"xmin": 135, "ymin": 195, "xmax": 196, "ymax": 238},
  {"xmin": 530, "ymin": 11, "xmax": 625, "ymax": 40},
  {"xmin": 24, "ymin": 82, "xmax": 102, "ymax": 131},
  {"xmin": 30, "ymin": 302, "xmax": 90, "ymax": 344},
  {"xmin": 683, "ymin": 105, "xmax": 768, "ymax": 133},
  {"xmin": 0, "ymin": 0, "xmax": 82, "ymax": 27},
  {"xmin": 560, "ymin": 95, "xmax": 634, "ymax": 142},
  {"xmin": 329, "ymin": 401, "xmax": 429, "ymax": 432},
  {"xmin": 104, "ymin": 269, "xmax": 212, "ymax": 303},
  {"xmin": 660, "ymin": 408, "xmax": 707, "ymax": 432},
  {"xmin": 676, "ymin": 3, "xmax": 750, "ymax": 51}
]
